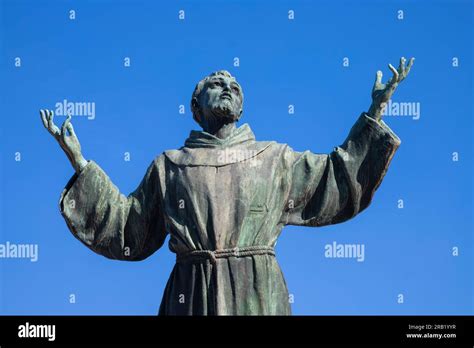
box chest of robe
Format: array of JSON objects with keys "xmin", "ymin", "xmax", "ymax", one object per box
[{"xmin": 160, "ymin": 141, "xmax": 290, "ymax": 254}]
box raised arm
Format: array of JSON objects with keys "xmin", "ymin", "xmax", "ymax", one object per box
[
  {"xmin": 40, "ymin": 111, "xmax": 167, "ymax": 260},
  {"xmin": 280, "ymin": 57, "xmax": 414, "ymax": 227}
]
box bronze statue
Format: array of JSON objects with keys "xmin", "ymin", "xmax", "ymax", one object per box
[{"xmin": 40, "ymin": 57, "xmax": 414, "ymax": 315}]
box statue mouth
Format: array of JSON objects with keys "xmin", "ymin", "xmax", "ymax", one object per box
[{"xmin": 220, "ymin": 93, "xmax": 232, "ymax": 100}]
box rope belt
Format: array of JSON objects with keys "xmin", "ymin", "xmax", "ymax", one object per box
[{"xmin": 176, "ymin": 245, "xmax": 275, "ymax": 264}]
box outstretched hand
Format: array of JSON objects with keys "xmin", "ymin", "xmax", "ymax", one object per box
[
  {"xmin": 40, "ymin": 110, "xmax": 88, "ymax": 173},
  {"xmin": 368, "ymin": 57, "xmax": 414, "ymax": 121}
]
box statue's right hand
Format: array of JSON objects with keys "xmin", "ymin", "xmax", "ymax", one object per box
[{"xmin": 40, "ymin": 109, "xmax": 88, "ymax": 173}]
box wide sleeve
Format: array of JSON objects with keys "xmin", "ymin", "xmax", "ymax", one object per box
[
  {"xmin": 279, "ymin": 113, "xmax": 401, "ymax": 227},
  {"xmin": 59, "ymin": 158, "xmax": 167, "ymax": 261}
]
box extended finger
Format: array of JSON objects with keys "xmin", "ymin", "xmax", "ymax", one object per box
[
  {"xmin": 47, "ymin": 109, "xmax": 55, "ymax": 129},
  {"xmin": 51, "ymin": 110, "xmax": 63, "ymax": 138},
  {"xmin": 61, "ymin": 115, "xmax": 72, "ymax": 142},
  {"xmin": 405, "ymin": 57, "xmax": 415, "ymax": 75},
  {"xmin": 40, "ymin": 110, "xmax": 48, "ymax": 128},
  {"xmin": 374, "ymin": 70, "xmax": 383, "ymax": 88},
  {"xmin": 388, "ymin": 64, "xmax": 399, "ymax": 84},
  {"xmin": 399, "ymin": 57, "xmax": 406, "ymax": 74},
  {"xmin": 67, "ymin": 121, "xmax": 76, "ymax": 137},
  {"xmin": 372, "ymin": 70, "xmax": 383, "ymax": 92}
]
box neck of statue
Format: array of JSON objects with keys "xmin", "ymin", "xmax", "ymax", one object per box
[{"xmin": 204, "ymin": 122, "xmax": 237, "ymax": 139}]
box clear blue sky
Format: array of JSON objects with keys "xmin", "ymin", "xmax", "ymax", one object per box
[{"xmin": 0, "ymin": 0, "xmax": 472, "ymax": 315}]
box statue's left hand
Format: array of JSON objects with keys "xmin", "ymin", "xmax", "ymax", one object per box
[{"xmin": 368, "ymin": 57, "xmax": 414, "ymax": 121}]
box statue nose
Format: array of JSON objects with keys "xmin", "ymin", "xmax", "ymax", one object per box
[{"xmin": 221, "ymin": 85, "xmax": 232, "ymax": 97}]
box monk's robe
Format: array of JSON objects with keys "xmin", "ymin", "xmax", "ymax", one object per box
[{"xmin": 59, "ymin": 113, "xmax": 400, "ymax": 315}]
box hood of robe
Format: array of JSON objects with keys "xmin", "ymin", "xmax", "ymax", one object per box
[
  {"xmin": 164, "ymin": 123, "xmax": 275, "ymax": 167},
  {"xmin": 184, "ymin": 123, "xmax": 255, "ymax": 149}
]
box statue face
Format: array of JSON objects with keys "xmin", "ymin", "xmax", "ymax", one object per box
[{"xmin": 194, "ymin": 74, "xmax": 243, "ymax": 128}]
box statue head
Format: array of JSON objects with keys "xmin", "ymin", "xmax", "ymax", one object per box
[{"xmin": 191, "ymin": 70, "xmax": 244, "ymax": 132}]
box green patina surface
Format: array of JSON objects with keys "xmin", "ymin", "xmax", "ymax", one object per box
[
  {"xmin": 41, "ymin": 59, "xmax": 413, "ymax": 315},
  {"xmin": 59, "ymin": 114, "xmax": 400, "ymax": 315}
]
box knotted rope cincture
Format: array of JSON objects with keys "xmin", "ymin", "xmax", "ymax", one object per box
[{"xmin": 176, "ymin": 245, "xmax": 275, "ymax": 264}]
